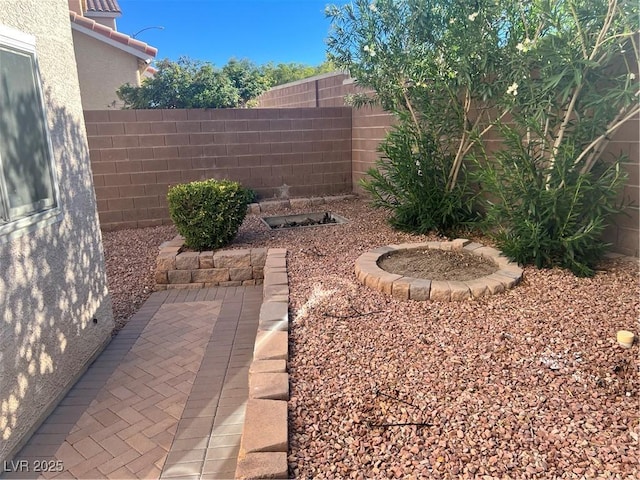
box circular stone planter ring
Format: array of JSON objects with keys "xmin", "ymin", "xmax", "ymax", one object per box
[{"xmin": 355, "ymin": 239, "xmax": 523, "ymax": 301}]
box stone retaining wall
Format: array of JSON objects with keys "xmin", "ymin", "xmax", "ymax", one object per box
[
  {"xmin": 236, "ymin": 249, "xmax": 290, "ymax": 479},
  {"xmin": 355, "ymin": 239, "xmax": 523, "ymax": 301},
  {"xmin": 155, "ymin": 238, "xmax": 267, "ymax": 290}
]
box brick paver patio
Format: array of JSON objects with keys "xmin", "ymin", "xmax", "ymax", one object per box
[{"xmin": 2, "ymin": 286, "xmax": 262, "ymax": 480}]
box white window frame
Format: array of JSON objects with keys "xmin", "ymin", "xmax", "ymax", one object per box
[{"xmin": 0, "ymin": 24, "xmax": 61, "ymax": 242}]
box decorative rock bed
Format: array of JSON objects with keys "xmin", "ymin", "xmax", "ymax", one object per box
[
  {"xmin": 155, "ymin": 236, "xmax": 266, "ymax": 290},
  {"xmin": 355, "ymin": 239, "xmax": 523, "ymax": 301}
]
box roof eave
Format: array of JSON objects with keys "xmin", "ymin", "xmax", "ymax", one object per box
[
  {"xmin": 70, "ymin": 22, "xmax": 156, "ymax": 61},
  {"xmin": 84, "ymin": 11, "xmax": 123, "ymax": 18}
]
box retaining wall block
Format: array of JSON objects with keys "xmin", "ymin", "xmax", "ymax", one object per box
[
  {"xmin": 249, "ymin": 372, "xmax": 289, "ymax": 400},
  {"xmin": 175, "ymin": 252, "xmax": 199, "ymax": 270},
  {"xmin": 474, "ymin": 246, "xmax": 502, "ymax": 260},
  {"xmin": 486, "ymin": 272, "xmax": 518, "ymax": 289},
  {"xmin": 289, "ymin": 198, "xmax": 311, "ymax": 208},
  {"xmin": 409, "ymin": 279, "xmax": 431, "ymax": 301},
  {"xmin": 240, "ymin": 399, "xmax": 288, "ymax": 453},
  {"xmin": 482, "ymin": 276, "xmax": 506, "ymax": 294},
  {"xmin": 464, "ymin": 279, "xmax": 489, "ymax": 298},
  {"xmin": 157, "ymin": 252, "xmax": 176, "ymax": 271},
  {"xmin": 155, "ymin": 270, "xmax": 168, "ymax": 284},
  {"xmin": 253, "ymin": 266, "xmax": 265, "ymax": 280},
  {"xmin": 192, "ymin": 268, "xmax": 230, "ymax": 283},
  {"xmin": 214, "ymin": 249, "xmax": 251, "ymax": 268},
  {"xmin": 250, "ymin": 248, "xmax": 268, "ymax": 267},
  {"xmin": 254, "ymin": 331, "xmax": 288, "ymax": 361},
  {"xmin": 260, "ymin": 302, "xmax": 288, "ymax": 324},
  {"xmin": 199, "ymin": 251, "xmax": 214, "ymax": 268},
  {"xmin": 391, "ymin": 277, "xmax": 412, "ymax": 300},
  {"xmin": 452, "ymin": 238, "xmax": 471, "ymax": 250},
  {"xmin": 230, "ymin": 267, "xmax": 254, "ymax": 281},
  {"xmin": 235, "ymin": 452, "xmax": 288, "ymax": 480},
  {"xmin": 377, "ymin": 273, "xmax": 403, "ymax": 295},
  {"xmin": 168, "ymin": 270, "xmax": 191, "ymax": 284},
  {"xmin": 449, "ymin": 281, "xmax": 472, "ymax": 301},
  {"xmin": 429, "ymin": 280, "xmax": 451, "ymax": 301},
  {"xmin": 249, "ymin": 359, "xmax": 287, "ymax": 374},
  {"xmin": 463, "ymin": 242, "xmax": 483, "ymax": 252},
  {"xmin": 264, "ymin": 272, "xmax": 288, "ymax": 286}
]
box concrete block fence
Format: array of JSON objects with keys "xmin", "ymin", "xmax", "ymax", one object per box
[
  {"xmin": 85, "ymin": 73, "xmax": 637, "ymax": 255},
  {"xmin": 85, "ymin": 107, "xmax": 352, "ymax": 231}
]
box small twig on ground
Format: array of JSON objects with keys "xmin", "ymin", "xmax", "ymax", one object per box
[
  {"xmin": 365, "ymin": 421, "xmax": 433, "ymax": 428},
  {"xmin": 323, "ymin": 305, "xmax": 387, "ymax": 319},
  {"xmin": 373, "ymin": 387, "xmax": 418, "ymax": 408}
]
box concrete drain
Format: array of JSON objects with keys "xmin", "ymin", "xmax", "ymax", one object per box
[
  {"xmin": 261, "ymin": 212, "xmax": 348, "ymax": 230},
  {"xmin": 355, "ymin": 239, "xmax": 523, "ymax": 301}
]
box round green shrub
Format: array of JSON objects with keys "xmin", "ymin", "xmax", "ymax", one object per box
[{"xmin": 167, "ymin": 179, "xmax": 251, "ymax": 251}]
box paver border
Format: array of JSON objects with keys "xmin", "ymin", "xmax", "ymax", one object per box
[
  {"xmin": 235, "ymin": 248, "xmax": 290, "ymax": 479},
  {"xmin": 355, "ymin": 239, "xmax": 523, "ymax": 301}
]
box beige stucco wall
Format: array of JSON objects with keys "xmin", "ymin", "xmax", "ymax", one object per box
[
  {"xmin": 72, "ymin": 29, "xmax": 141, "ymax": 109},
  {"xmin": 0, "ymin": 0, "xmax": 114, "ymax": 463}
]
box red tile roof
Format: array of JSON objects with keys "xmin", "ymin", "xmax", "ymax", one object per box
[
  {"xmin": 85, "ymin": 0, "xmax": 121, "ymax": 14},
  {"xmin": 69, "ymin": 11, "xmax": 157, "ymax": 57}
]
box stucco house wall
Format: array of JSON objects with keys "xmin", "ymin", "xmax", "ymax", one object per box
[
  {"xmin": 71, "ymin": 29, "xmax": 141, "ymax": 109},
  {"xmin": 0, "ymin": 0, "xmax": 114, "ymax": 463}
]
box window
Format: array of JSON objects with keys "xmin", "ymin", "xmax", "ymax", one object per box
[{"xmin": 0, "ymin": 25, "xmax": 60, "ymax": 239}]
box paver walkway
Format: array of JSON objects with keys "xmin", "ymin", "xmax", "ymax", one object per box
[{"xmin": 3, "ymin": 285, "xmax": 262, "ymax": 480}]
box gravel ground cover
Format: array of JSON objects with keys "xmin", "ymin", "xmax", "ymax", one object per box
[
  {"xmin": 103, "ymin": 199, "xmax": 639, "ymax": 478},
  {"xmin": 102, "ymin": 224, "xmax": 176, "ymax": 332}
]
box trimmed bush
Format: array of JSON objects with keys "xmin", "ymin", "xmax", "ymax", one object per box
[{"xmin": 167, "ymin": 179, "xmax": 251, "ymax": 251}]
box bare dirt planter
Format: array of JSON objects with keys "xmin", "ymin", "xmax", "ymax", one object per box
[{"xmin": 355, "ymin": 239, "xmax": 523, "ymax": 301}]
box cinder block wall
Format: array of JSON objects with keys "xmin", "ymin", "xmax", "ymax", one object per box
[
  {"xmin": 85, "ymin": 107, "xmax": 352, "ymax": 231},
  {"xmin": 257, "ymin": 73, "xmax": 395, "ymax": 193},
  {"xmin": 257, "ymin": 72, "xmax": 639, "ymax": 257}
]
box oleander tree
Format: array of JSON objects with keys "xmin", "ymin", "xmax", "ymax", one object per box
[{"xmin": 326, "ymin": 0, "xmax": 639, "ymax": 275}]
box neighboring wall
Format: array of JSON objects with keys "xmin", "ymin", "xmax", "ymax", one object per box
[
  {"xmin": 71, "ymin": 30, "xmax": 141, "ymax": 109},
  {"xmin": 0, "ymin": 0, "xmax": 114, "ymax": 463},
  {"xmin": 257, "ymin": 71, "xmax": 639, "ymax": 257},
  {"xmin": 602, "ymin": 117, "xmax": 640, "ymax": 256},
  {"xmin": 257, "ymin": 72, "xmax": 395, "ymax": 192},
  {"xmin": 85, "ymin": 107, "xmax": 352, "ymax": 230}
]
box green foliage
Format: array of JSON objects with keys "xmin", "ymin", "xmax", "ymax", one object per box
[
  {"xmin": 472, "ymin": 0, "xmax": 638, "ymax": 275},
  {"xmin": 117, "ymin": 57, "xmax": 337, "ymax": 109},
  {"xmin": 472, "ymin": 125, "xmax": 628, "ymax": 277},
  {"xmin": 222, "ymin": 58, "xmax": 270, "ymax": 106},
  {"xmin": 261, "ymin": 60, "xmax": 337, "ymax": 87},
  {"xmin": 117, "ymin": 58, "xmax": 241, "ymax": 109},
  {"xmin": 167, "ymin": 179, "xmax": 251, "ymax": 251},
  {"xmin": 361, "ymin": 124, "xmax": 476, "ymax": 235},
  {"xmin": 328, "ymin": 0, "xmax": 638, "ymax": 276}
]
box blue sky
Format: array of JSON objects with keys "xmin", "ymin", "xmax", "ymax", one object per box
[{"xmin": 116, "ymin": 0, "xmax": 342, "ymax": 67}]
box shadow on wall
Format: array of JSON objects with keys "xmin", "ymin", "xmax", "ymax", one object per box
[{"xmin": 0, "ymin": 88, "xmax": 113, "ymax": 462}]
